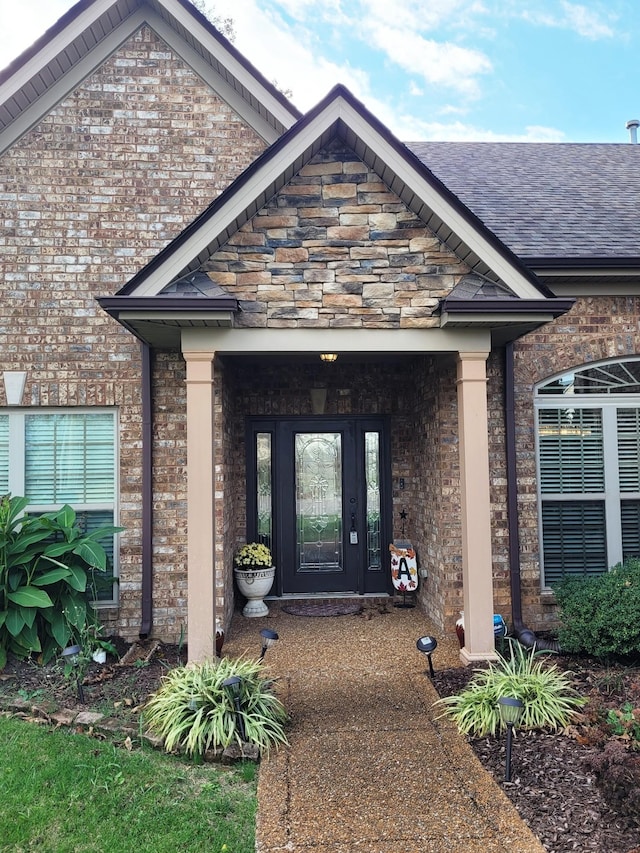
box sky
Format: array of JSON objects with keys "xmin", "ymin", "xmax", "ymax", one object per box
[{"xmin": 1, "ymin": 0, "xmax": 639, "ymax": 142}]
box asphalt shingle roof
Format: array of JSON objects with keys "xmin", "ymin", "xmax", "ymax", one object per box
[{"xmin": 406, "ymin": 142, "xmax": 640, "ymax": 261}]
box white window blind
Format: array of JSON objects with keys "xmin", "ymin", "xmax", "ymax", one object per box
[
  {"xmin": 538, "ymin": 408, "xmax": 604, "ymax": 493},
  {"xmin": 0, "ymin": 410, "xmax": 118, "ymax": 603},
  {"xmin": 0, "ymin": 415, "xmax": 8, "ymax": 495},
  {"xmin": 25, "ymin": 413, "xmax": 114, "ymax": 504}
]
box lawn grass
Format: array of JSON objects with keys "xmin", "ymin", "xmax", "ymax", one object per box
[{"xmin": 0, "ymin": 715, "xmax": 256, "ymax": 853}]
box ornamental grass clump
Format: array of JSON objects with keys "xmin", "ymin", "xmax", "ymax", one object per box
[
  {"xmin": 144, "ymin": 656, "xmax": 288, "ymax": 759},
  {"xmin": 435, "ymin": 640, "xmax": 586, "ymax": 738}
]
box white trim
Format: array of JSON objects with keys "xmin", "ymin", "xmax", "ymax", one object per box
[
  {"xmin": 180, "ymin": 325, "xmax": 492, "ymax": 354},
  {"xmin": 534, "ymin": 373, "xmax": 640, "ymax": 586}
]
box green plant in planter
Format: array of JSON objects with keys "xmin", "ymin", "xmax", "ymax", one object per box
[
  {"xmin": 143, "ymin": 656, "xmax": 288, "ymax": 758},
  {"xmin": 435, "ymin": 640, "xmax": 586, "ymax": 738},
  {"xmin": 0, "ymin": 494, "xmax": 122, "ymax": 669}
]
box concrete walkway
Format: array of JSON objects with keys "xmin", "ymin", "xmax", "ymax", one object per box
[{"xmin": 223, "ymin": 601, "xmax": 545, "ymax": 853}]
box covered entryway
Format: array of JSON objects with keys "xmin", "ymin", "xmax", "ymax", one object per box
[{"xmin": 247, "ymin": 417, "xmax": 391, "ymax": 596}]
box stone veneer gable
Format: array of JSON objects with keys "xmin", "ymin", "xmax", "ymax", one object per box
[{"xmin": 203, "ymin": 141, "xmax": 470, "ymax": 328}]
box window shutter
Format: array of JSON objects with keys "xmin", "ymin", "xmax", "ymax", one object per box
[
  {"xmin": 538, "ymin": 409, "xmax": 604, "ymax": 493},
  {"xmin": 617, "ymin": 409, "xmax": 640, "ymax": 492},
  {"xmin": 542, "ymin": 500, "xmax": 607, "ymax": 584}
]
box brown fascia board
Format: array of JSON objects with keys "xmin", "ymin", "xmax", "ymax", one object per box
[
  {"xmin": 117, "ymin": 84, "xmax": 552, "ymax": 299},
  {"xmin": 0, "ymin": 0, "xmax": 301, "ymax": 121},
  {"xmin": 439, "ymin": 297, "xmax": 575, "ymax": 318},
  {"xmin": 98, "ymin": 295, "xmax": 240, "ymax": 313}
]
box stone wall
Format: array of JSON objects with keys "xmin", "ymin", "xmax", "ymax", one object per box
[
  {"xmin": 204, "ymin": 139, "xmax": 468, "ymax": 328},
  {"xmin": 0, "ymin": 25, "xmax": 266, "ymax": 641}
]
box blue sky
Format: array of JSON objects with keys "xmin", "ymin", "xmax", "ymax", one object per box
[{"xmin": 1, "ymin": 0, "xmax": 639, "ymax": 142}]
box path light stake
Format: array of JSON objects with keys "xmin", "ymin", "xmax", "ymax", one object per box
[
  {"xmin": 416, "ymin": 636, "xmax": 438, "ymax": 678},
  {"xmin": 498, "ymin": 696, "xmax": 524, "ymax": 782},
  {"xmin": 61, "ymin": 644, "xmax": 85, "ymax": 703},
  {"xmin": 259, "ymin": 628, "xmax": 279, "ymax": 661},
  {"xmin": 222, "ymin": 675, "xmax": 246, "ymax": 742}
]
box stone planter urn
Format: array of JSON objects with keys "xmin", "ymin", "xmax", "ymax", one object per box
[
  {"xmin": 234, "ymin": 565, "xmax": 276, "ymax": 617},
  {"xmin": 234, "ymin": 542, "xmax": 275, "ymax": 617}
]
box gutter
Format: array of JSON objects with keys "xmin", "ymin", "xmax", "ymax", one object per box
[
  {"xmin": 139, "ymin": 341, "xmax": 153, "ymax": 639},
  {"xmin": 504, "ymin": 341, "xmax": 560, "ymax": 652}
]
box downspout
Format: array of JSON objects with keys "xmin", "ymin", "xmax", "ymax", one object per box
[
  {"xmin": 139, "ymin": 341, "xmax": 153, "ymax": 639},
  {"xmin": 505, "ymin": 341, "xmax": 560, "ymax": 652}
]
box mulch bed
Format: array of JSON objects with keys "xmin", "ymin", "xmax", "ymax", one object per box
[
  {"xmin": 433, "ymin": 658, "xmax": 640, "ymax": 853},
  {"xmin": 2, "ymin": 639, "xmax": 640, "ymax": 853}
]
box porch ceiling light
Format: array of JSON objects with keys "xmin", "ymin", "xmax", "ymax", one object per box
[
  {"xmin": 320, "ymin": 353, "xmax": 338, "ymax": 362},
  {"xmin": 259, "ymin": 628, "xmax": 279, "ymax": 661},
  {"xmin": 416, "ymin": 635, "xmax": 438, "ymax": 678}
]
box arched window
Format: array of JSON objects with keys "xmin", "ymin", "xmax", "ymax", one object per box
[{"xmin": 535, "ymin": 357, "xmax": 640, "ymax": 586}]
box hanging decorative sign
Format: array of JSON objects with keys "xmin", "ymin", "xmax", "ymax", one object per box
[{"xmin": 389, "ymin": 543, "xmax": 418, "ymax": 593}]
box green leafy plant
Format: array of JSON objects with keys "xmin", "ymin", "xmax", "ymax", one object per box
[
  {"xmin": 606, "ymin": 702, "xmax": 640, "ymax": 749},
  {"xmin": 554, "ymin": 558, "xmax": 640, "ymax": 659},
  {"xmin": 435, "ymin": 640, "xmax": 586, "ymax": 738},
  {"xmin": 144, "ymin": 656, "xmax": 288, "ymax": 758},
  {"xmin": 0, "ymin": 494, "xmax": 122, "ymax": 669}
]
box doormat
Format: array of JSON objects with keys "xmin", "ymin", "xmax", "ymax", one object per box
[{"xmin": 281, "ymin": 601, "xmax": 363, "ymax": 617}]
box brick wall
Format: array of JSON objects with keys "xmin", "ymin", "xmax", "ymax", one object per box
[
  {"xmin": 0, "ymin": 26, "xmax": 266, "ymax": 641},
  {"xmin": 512, "ymin": 296, "xmax": 640, "ymax": 628}
]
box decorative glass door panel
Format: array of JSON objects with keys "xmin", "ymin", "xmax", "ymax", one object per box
[
  {"xmin": 247, "ymin": 418, "xmax": 390, "ymax": 596},
  {"xmin": 295, "ymin": 433, "xmax": 343, "ymax": 572}
]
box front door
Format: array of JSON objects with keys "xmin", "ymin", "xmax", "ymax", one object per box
[{"xmin": 247, "ymin": 418, "xmax": 391, "ymax": 596}]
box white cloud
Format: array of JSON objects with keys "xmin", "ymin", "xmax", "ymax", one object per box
[
  {"xmin": 519, "ymin": 1, "xmax": 616, "ymax": 40},
  {"xmin": 365, "ymin": 22, "xmax": 492, "ymax": 97}
]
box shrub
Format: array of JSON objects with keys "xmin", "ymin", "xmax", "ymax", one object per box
[
  {"xmin": 585, "ymin": 740, "xmax": 640, "ymax": 825},
  {"xmin": 0, "ymin": 495, "xmax": 122, "ymax": 669},
  {"xmin": 143, "ymin": 656, "xmax": 288, "ymax": 758},
  {"xmin": 554, "ymin": 558, "xmax": 640, "ymax": 659},
  {"xmin": 435, "ymin": 640, "xmax": 586, "ymax": 738}
]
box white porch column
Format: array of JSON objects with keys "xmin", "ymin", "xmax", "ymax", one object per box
[
  {"xmin": 456, "ymin": 351, "xmax": 497, "ymax": 664},
  {"xmin": 184, "ymin": 350, "xmax": 217, "ymax": 662}
]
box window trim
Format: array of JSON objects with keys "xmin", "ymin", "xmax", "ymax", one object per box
[
  {"xmin": 535, "ymin": 359, "xmax": 640, "ymax": 588},
  {"xmin": 0, "ymin": 407, "xmax": 120, "ymax": 606}
]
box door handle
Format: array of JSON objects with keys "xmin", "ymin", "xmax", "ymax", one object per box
[{"xmin": 350, "ymin": 512, "xmax": 358, "ymax": 544}]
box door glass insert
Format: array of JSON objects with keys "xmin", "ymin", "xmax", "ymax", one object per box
[
  {"xmin": 365, "ymin": 431, "xmax": 381, "ymax": 570},
  {"xmin": 295, "ymin": 433, "xmax": 343, "ymax": 572},
  {"xmin": 256, "ymin": 433, "xmax": 272, "ymax": 549}
]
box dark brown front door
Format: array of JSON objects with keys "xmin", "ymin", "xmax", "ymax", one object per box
[{"xmin": 247, "ymin": 417, "xmax": 391, "ymax": 596}]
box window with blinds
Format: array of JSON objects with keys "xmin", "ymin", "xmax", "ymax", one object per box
[
  {"xmin": 0, "ymin": 410, "xmax": 118, "ymax": 603},
  {"xmin": 538, "ymin": 408, "xmax": 604, "ymax": 493},
  {"xmin": 536, "ymin": 359, "xmax": 640, "ymax": 586}
]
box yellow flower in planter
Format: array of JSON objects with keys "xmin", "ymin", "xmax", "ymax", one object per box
[{"xmin": 234, "ymin": 542, "xmax": 272, "ymax": 569}]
